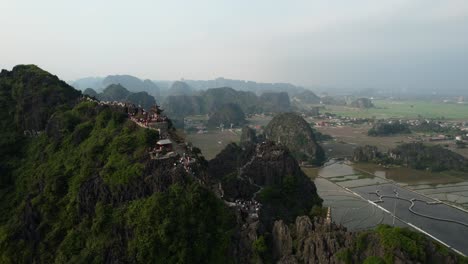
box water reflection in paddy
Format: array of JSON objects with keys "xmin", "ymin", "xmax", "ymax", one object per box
[
  {"xmin": 309, "ymin": 161, "xmax": 468, "ymax": 211},
  {"xmin": 311, "ymin": 177, "xmax": 407, "ymax": 231}
]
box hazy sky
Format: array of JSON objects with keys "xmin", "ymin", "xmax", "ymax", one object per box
[{"xmin": 1, "ymin": 0, "xmax": 467, "ymax": 90}]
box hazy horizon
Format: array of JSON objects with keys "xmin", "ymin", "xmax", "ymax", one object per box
[{"xmin": 2, "ymin": 1, "xmax": 468, "ymax": 91}]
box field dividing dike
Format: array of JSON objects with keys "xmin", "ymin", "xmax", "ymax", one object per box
[
  {"xmin": 351, "ymin": 165, "xmax": 468, "ymax": 214},
  {"xmin": 315, "ymin": 162, "xmax": 468, "ymax": 257}
]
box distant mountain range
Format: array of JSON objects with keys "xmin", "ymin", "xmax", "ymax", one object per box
[
  {"xmin": 71, "ymin": 75, "xmax": 307, "ymax": 98},
  {"xmin": 162, "ymin": 87, "xmax": 293, "ymax": 118},
  {"xmin": 181, "ymin": 77, "xmax": 306, "ymax": 95},
  {"xmin": 83, "ymin": 84, "xmax": 155, "ymax": 110},
  {"xmin": 71, "ymin": 75, "xmax": 160, "ymax": 99}
]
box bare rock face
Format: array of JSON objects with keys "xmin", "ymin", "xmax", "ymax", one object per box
[
  {"xmin": 209, "ymin": 141, "xmax": 322, "ymax": 227},
  {"xmin": 277, "ymin": 255, "xmax": 299, "ymax": 264},
  {"xmin": 272, "ymin": 220, "xmax": 293, "ymax": 260},
  {"xmin": 240, "ymin": 126, "xmax": 258, "ymax": 146},
  {"xmin": 77, "ymin": 155, "xmax": 190, "ymax": 217},
  {"xmin": 273, "ymin": 216, "xmax": 462, "ymax": 264},
  {"xmin": 208, "ymin": 142, "xmax": 323, "ymax": 263},
  {"xmin": 243, "ymin": 142, "xmax": 306, "ymax": 186},
  {"xmin": 78, "ymin": 175, "xmax": 112, "ymax": 216},
  {"xmin": 264, "ymin": 112, "xmax": 325, "ymax": 166}
]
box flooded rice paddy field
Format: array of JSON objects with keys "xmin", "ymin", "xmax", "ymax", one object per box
[
  {"xmin": 305, "ymin": 161, "xmax": 468, "ymax": 255},
  {"xmin": 313, "ymin": 177, "xmax": 408, "ymax": 231},
  {"xmin": 352, "ymin": 163, "xmax": 468, "ymax": 210},
  {"xmin": 353, "ymin": 183, "xmax": 468, "ymax": 255}
]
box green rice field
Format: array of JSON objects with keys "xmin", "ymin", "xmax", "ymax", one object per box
[{"xmin": 325, "ymin": 100, "xmax": 468, "ymax": 120}]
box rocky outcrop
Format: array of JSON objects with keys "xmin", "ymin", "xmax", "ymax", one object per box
[
  {"xmin": 352, "ymin": 145, "xmax": 382, "ymax": 162},
  {"xmin": 390, "ymin": 142, "xmax": 468, "ymax": 171},
  {"xmin": 207, "ymin": 103, "xmax": 246, "ymax": 128},
  {"xmin": 259, "ymin": 92, "xmax": 291, "ymax": 113},
  {"xmin": 0, "ymin": 64, "xmax": 81, "ymax": 131},
  {"xmin": 77, "ymin": 155, "xmax": 191, "ymax": 217},
  {"xmin": 162, "ymin": 95, "xmax": 205, "ymax": 117},
  {"xmin": 349, "ymin": 98, "xmax": 374, "ymax": 108},
  {"xmin": 272, "ymin": 220, "xmax": 293, "ymax": 260},
  {"xmin": 162, "ymin": 87, "xmax": 294, "ymax": 117},
  {"xmin": 264, "ymin": 112, "xmax": 325, "ymax": 165},
  {"xmin": 83, "ymin": 88, "xmax": 98, "ymax": 97},
  {"xmin": 126, "ymin": 91, "xmax": 156, "ymax": 110},
  {"xmin": 294, "ymin": 217, "xmax": 355, "ymax": 264},
  {"xmin": 102, "ymin": 74, "xmax": 160, "ymax": 98},
  {"xmin": 78, "ymin": 175, "xmax": 112, "ymax": 216},
  {"xmin": 240, "ymin": 126, "xmax": 258, "ymax": 146},
  {"xmin": 203, "ymin": 87, "xmax": 259, "ymax": 114},
  {"xmin": 272, "ymin": 216, "xmax": 461, "ymax": 264},
  {"xmin": 292, "ymin": 90, "xmax": 321, "ymax": 104},
  {"xmin": 184, "ymin": 77, "xmax": 304, "ymax": 95},
  {"xmin": 209, "ymin": 141, "xmax": 322, "ymax": 228},
  {"xmin": 368, "ymin": 121, "xmax": 411, "ymax": 136},
  {"xmin": 99, "ymin": 84, "xmax": 131, "ymax": 101},
  {"xmin": 208, "ymin": 141, "xmax": 322, "ymax": 263},
  {"xmin": 167, "ymin": 81, "xmax": 192, "ymax": 96},
  {"xmin": 353, "ymin": 143, "xmax": 468, "ymax": 172},
  {"xmin": 97, "ymin": 84, "xmax": 156, "ymax": 110},
  {"xmin": 272, "ymin": 216, "xmax": 352, "ymax": 263}
]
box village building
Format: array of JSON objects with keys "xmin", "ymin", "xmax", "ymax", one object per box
[
  {"xmin": 156, "ymin": 139, "xmax": 173, "ymax": 152},
  {"xmin": 428, "ymin": 134, "xmax": 448, "ymax": 142}
]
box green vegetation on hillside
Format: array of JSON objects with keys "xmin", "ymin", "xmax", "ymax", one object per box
[
  {"xmin": 264, "ymin": 113, "xmax": 325, "ymax": 165},
  {"xmin": 346, "ymin": 224, "xmax": 468, "ymax": 264},
  {"xmin": 353, "ymin": 143, "xmax": 468, "ymax": 172},
  {"xmin": 368, "ymin": 121, "xmax": 411, "ymax": 136},
  {"xmin": 163, "ymin": 87, "xmax": 292, "ymax": 118},
  {"xmin": 167, "ymin": 81, "xmax": 192, "ymax": 96},
  {"xmin": 391, "ymin": 143, "xmax": 468, "ymax": 172},
  {"xmin": 0, "ymin": 101, "xmax": 235, "ymax": 263},
  {"xmin": 0, "ymin": 66, "xmax": 235, "ymax": 263},
  {"xmin": 257, "ymin": 174, "xmax": 311, "ymax": 217},
  {"xmin": 1, "ymin": 65, "xmax": 465, "ymax": 263},
  {"xmin": 0, "ymin": 65, "xmax": 81, "ymax": 185},
  {"xmin": 207, "ymin": 103, "xmax": 246, "ymax": 128},
  {"xmin": 98, "ymin": 84, "xmax": 156, "ymax": 110},
  {"xmin": 102, "ymin": 75, "xmax": 160, "ymax": 98}
]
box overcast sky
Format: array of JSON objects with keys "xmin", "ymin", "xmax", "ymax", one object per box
[{"xmin": 1, "ymin": 0, "xmax": 467, "ymax": 90}]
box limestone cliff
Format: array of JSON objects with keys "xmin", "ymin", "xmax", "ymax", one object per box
[
  {"xmin": 264, "ymin": 112, "xmax": 325, "ymax": 165},
  {"xmin": 272, "ymin": 216, "xmax": 461, "ymax": 264}
]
